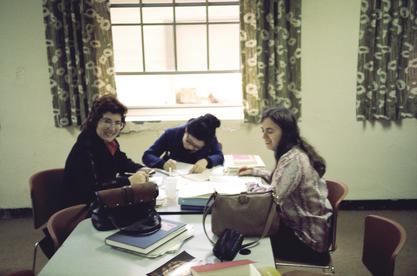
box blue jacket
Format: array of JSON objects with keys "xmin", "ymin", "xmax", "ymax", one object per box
[{"xmin": 142, "ymin": 125, "xmax": 224, "ymax": 169}]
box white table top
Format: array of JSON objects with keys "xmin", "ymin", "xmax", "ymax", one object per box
[{"xmin": 39, "ymin": 215, "xmax": 275, "ymax": 276}]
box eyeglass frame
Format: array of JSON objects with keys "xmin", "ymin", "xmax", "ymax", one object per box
[
  {"xmin": 99, "ymin": 117, "xmax": 125, "ymax": 129},
  {"xmin": 184, "ymin": 132, "xmax": 205, "ymax": 151}
]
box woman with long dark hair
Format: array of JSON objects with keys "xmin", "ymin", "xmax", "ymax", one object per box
[
  {"xmin": 239, "ymin": 106, "xmax": 332, "ymax": 263},
  {"xmin": 142, "ymin": 113, "xmax": 224, "ymax": 173},
  {"xmin": 63, "ymin": 95, "xmax": 150, "ymax": 206}
]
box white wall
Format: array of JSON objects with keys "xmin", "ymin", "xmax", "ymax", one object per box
[{"xmin": 0, "ymin": 0, "xmax": 416, "ymax": 208}]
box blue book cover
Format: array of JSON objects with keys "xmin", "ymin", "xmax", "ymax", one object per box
[
  {"xmin": 180, "ymin": 205, "xmax": 206, "ymax": 211},
  {"xmin": 178, "ymin": 197, "xmax": 209, "ymax": 206},
  {"xmin": 105, "ymin": 219, "xmax": 187, "ymax": 254}
]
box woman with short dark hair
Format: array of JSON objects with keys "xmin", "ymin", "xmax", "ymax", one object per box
[
  {"xmin": 63, "ymin": 95, "xmax": 150, "ymax": 206},
  {"xmin": 142, "ymin": 113, "xmax": 224, "ymax": 173}
]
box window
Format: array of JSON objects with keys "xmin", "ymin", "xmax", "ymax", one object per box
[{"xmin": 110, "ymin": 0, "xmax": 243, "ymax": 121}]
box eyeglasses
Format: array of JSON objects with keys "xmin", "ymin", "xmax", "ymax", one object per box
[
  {"xmin": 99, "ymin": 118, "xmax": 125, "ymax": 129},
  {"xmin": 185, "ymin": 133, "xmax": 204, "ymax": 151}
]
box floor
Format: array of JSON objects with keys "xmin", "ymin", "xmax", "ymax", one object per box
[{"xmin": 0, "ymin": 210, "xmax": 416, "ymax": 276}]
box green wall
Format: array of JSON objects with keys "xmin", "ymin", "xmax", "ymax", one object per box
[{"xmin": 0, "ymin": 0, "xmax": 416, "ymax": 208}]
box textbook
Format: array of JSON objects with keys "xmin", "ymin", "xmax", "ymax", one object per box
[
  {"xmin": 224, "ymin": 154, "xmax": 266, "ymax": 174},
  {"xmin": 191, "ymin": 260, "xmax": 261, "ymax": 276},
  {"xmin": 105, "ymin": 219, "xmax": 187, "ymax": 255}
]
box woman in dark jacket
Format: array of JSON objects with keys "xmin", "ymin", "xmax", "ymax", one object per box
[
  {"xmin": 63, "ymin": 95, "xmax": 150, "ymax": 206},
  {"xmin": 142, "ymin": 114, "xmax": 224, "ymax": 173}
]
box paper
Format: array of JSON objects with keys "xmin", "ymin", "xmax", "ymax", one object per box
[{"xmin": 177, "ymin": 176, "xmax": 263, "ymax": 199}]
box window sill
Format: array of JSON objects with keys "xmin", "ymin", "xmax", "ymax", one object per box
[{"xmin": 125, "ymin": 104, "xmax": 244, "ymax": 122}]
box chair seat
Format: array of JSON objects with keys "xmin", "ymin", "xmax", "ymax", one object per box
[{"xmin": 276, "ymin": 252, "xmax": 331, "ymax": 267}]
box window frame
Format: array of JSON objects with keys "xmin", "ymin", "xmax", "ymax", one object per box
[{"xmin": 110, "ymin": 0, "xmax": 243, "ymax": 122}]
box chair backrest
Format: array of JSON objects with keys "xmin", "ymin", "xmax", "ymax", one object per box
[
  {"xmin": 47, "ymin": 204, "xmax": 89, "ymax": 250},
  {"xmin": 362, "ymin": 215, "xmax": 407, "ymax": 276},
  {"xmin": 326, "ymin": 180, "xmax": 348, "ymax": 252},
  {"xmin": 30, "ymin": 168, "xmax": 65, "ymax": 229}
]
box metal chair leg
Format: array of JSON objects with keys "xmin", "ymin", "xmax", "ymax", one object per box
[{"xmin": 32, "ymin": 241, "xmax": 40, "ymax": 272}]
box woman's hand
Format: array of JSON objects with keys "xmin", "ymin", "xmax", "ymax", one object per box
[
  {"xmin": 128, "ymin": 170, "xmax": 149, "ymax": 185},
  {"xmin": 138, "ymin": 167, "xmax": 155, "ymax": 175},
  {"xmin": 238, "ymin": 167, "xmax": 254, "ymax": 176},
  {"xmin": 163, "ymin": 159, "xmax": 177, "ymax": 172},
  {"xmin": 189, "ymin": 159, "xmax": 208, "ymax": 174}
]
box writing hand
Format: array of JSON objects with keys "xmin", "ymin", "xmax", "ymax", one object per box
[
  {"xmin": 189, "ymin": 159, "xmax": 208, "ymax": 174},
  {"xmin": 163, "ymin": 159, "xmax": 177, "ymax": 172}
]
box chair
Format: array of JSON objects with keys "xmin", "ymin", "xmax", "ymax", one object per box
[
  {"xmin": 282, "ymin": 215, "xmax": 407, "ymax": 276},
  {"xmin": 5, "ymin": 270, "xmax": 35, "ymax": 276},
  {"xmin": 276, "ymin": 179, "xmax": 349, "ymax": 274},
  {"xmin": 29, "ymin": 168, "xmax": 65, "ymax": 271},
  {"xmin": 47, "ymin": 204, "xmax": 89, "ymax": 250},
  {"xmin": 362, "ymin": 215, "xmax": 407, "ymax": 276}
]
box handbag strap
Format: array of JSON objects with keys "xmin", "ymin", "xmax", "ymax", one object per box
[
  {"xmin": 202, "ymin": 192, "xmax": 217, "ymax": 244},
  {"xmin": 202, "ymin": 191, "xmax": 278, "ymax": 249}
]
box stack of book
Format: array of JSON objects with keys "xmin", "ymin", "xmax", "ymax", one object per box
[
  {"xmin": 105, "ymin": 219, "xmax": 189, "ymax": 257},
  {"xmin": 223, "ymin": 154, "xmax": 266, "ymax": 175}
]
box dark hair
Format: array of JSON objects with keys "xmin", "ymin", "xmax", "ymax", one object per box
[
  {"xmin": 186, "ymin": 113, "xmax": 221, "ymax": 143},
  {"xmin": 261, "ymin": 107, "xmax": 326, "ymax": 177},
  {"xmin": 81, "ymin": 95, "xmax": 127, "ymax": 131}
]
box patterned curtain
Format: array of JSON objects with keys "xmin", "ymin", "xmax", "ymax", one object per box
[
  {"xmin": 43, "ymin": 0, "xmax": 117, "ymax": 127},
  {"xmin": 240, "ymin": 0, "xmax": 301, "ymax": 123},
  {"xmin": 356, "ymin": 0, "xmax": 417, "ymax": 120}
]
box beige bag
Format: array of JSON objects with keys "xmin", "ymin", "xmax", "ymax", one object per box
[{"xmin": 206, "ymin": 191, "xmax": 280, "ymax": 237}]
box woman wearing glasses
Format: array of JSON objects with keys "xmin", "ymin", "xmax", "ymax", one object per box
[
  {"xmin": 142, "ymin": 114, "xmax": 224, "ymax": 173},
  {"xmin": 63, "ymin": 95, "xmax": 150, "ymax": 206}
]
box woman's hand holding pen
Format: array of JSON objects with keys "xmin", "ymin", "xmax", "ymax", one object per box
[
  {"xmin": 163, "ymin": 159, "xmax": 177, "ymax": 172},
  {"xmin": 238, "ymin": 166, "xmax": 254, "ymax": 176}
]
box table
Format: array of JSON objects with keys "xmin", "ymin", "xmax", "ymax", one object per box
[
  {"xmin": 39, "ymin": 215, "xmax": 276, "ymax": 276},
  {"xmin": 153, "ymin": 165, "xmax": 265, "ymax": 214}
]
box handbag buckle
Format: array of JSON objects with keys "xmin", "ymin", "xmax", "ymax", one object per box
[{"xmin": 238, "ymin": 194, "xmax": 249, "ymax": 204}]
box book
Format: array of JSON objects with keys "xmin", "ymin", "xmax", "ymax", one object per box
[
  {"xmin": 180, "ymin": 205, "xmax": 206, "ymax": 211},
  {"xmin": 224, "ymin": 154, "xmax": 266, "ymax": 175},
  {"xmin": 105, "ymin": 219, "xmax": 187, "ymax": 255},
  {"xmin": 178, "ymin": 196, "xmax": 209, "ymax": 207},
  {"xmin": 191, "ymin": 260, "xmax": 261, "ymax": 276},
  {"xmin": 147, "ymin": 251, "xmax": 205, "ymax": 276}
]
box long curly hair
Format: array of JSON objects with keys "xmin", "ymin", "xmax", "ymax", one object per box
[
  {"xmin": 261, "ymin": 107, "xmax": 326, "ymax": 177},
  {"xmin": 81, "ymin": 95, "xmax": 127, "ymax": 132}
]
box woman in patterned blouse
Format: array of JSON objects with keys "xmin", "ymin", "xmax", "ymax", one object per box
[{"xmin": 239, "ymin": 106, "xmax": 333, "ymax": 264}]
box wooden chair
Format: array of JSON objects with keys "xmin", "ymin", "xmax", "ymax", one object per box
[
  {"xmin": 29, "ymin": 168, "xmax": 65, "ymax": 271},
  {"xmin": 276, "ymin": 179, "xmax": 349, "ymax": 274},
  {"xmin": 5, "ymin": 270, "xmax": 35, "ymax": 276},
  {"xmin": 47, "ymin": 204, "xmax": 89, "ymax": 251},
  {"xmin": 362, "ymin": 215, "xmax": 407, "ymax": 276},
  {"xmin": 282, "ymin": 214, "xmax": 407, "ymax": 276}
]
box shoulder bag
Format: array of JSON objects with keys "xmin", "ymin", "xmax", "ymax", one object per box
[
  {"xmin": 202, "ymin": 191, "xmax": 280, "ymax": 261},
  {"xmin": 91, "ymin": 182, "xmax": 161, "ymax": 235}
]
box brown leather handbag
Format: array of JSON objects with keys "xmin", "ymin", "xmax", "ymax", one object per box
[
  {"xmin": 91, "ymin": 182, "xmax": 161, "ymax": 235},
  {"xmin": 205, "ymin": 191, "xmax": 280, "ymax": 237}
]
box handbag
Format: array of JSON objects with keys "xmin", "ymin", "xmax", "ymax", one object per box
[
  {"xmin": 205, "ymin": 191, "xmax": 280, "ymax": 237},
  {"xmin": 202, "ymin": 191, "xmax": 280, "ymax": 261},
  {"xmin": 91, "ymin": 182, "xmax": 161, "ymax": 235}
]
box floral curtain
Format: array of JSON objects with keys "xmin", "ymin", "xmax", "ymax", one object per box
[
  {"xmin": 356, "ymin": 0, "xmax": 417, "ymax": 120},
  {"xmin": 240, "ymin": 0, "xmax": 301, "ymax": 123},
  {"xmin": 43, "ymin": 0, "xmax": 117, "ymax": 127}
]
